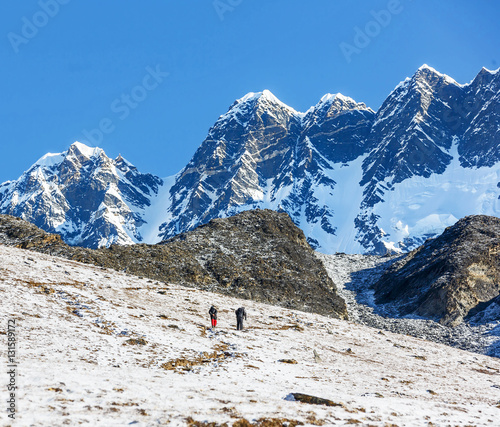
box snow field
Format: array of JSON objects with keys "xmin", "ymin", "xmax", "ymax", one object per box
[{"xmin": 1, "ymin": 244, "xmax": 500, "ymax": 426}]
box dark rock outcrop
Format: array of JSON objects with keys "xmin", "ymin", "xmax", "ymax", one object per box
[
  {"xmin": 373, "ymin": 215, "xmax": 500, "ymax": 326},
  {"xmin": 290, "ymin": 393, "xmax": 344, "ymax": 407},
  {"xmin": 0, "ymin": 210, "xmax": 347, "ymax": 319}
]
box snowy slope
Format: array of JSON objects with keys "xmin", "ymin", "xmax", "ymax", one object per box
[
  {"xmin": 2, "ymin": 245, "xmax": 500, "ymax": 426},
  {"xmin": 366, "ymin": 137, "xmax": 500, "ymax": 252}
]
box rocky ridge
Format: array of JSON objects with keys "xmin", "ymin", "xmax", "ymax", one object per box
[
  {"xmin": 317, "ymin": 252, "xmax": 500, "ymax": 358},
  {"xmin": 0, "ymin": 210, "xmax": 347, "ymax": 319},
  {"xmin": 372, "ymin": 215, "xmax": 500, "ymax": 327}
]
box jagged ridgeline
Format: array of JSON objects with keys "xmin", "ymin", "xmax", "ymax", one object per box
[
  {"xmin": 0, "ymin": 210, "xmax": 348, "ymax": 319},
  {"xmin": 373, "ymin": 215, "xmax": 500, "ymax": 326},
  {"xmin": 1, "ymin": 65, "xmax": 499, "ymax": 254}
]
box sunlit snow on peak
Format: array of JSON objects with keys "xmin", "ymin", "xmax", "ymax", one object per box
[{"xmin": 69, "ymin": 141, "xmax": 104, "ymax": 159}]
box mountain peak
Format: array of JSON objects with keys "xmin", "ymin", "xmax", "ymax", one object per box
[
  {"xmin": 235, "ymin": 89, "xmax": 297, "ymax": 112},
  {"xmin": 302, "ymin": 93, "xmax": 373, "ymax": 122},
  {"xmin": 413, "ymin": 64, "xmax": 460, "ymax": 86},
  {"xmin": 417, "ymin": 63, "xmax": 437, "ymax": 72},
  {"xmin": 479, "ymin": 66, "xmax": 500, "ymax": 76},
  {"xmin": 218, "ymin": 89, "xmax": 300, "ymax": 125},
  {"xmin": 319, "ymin": 92, "xmax": 348, "ymax": 104},
  {"xmin": 68, "ymin": 141, "xmax": 104, "ymax": 159},
  {"xmin": 237, "ymin": 89, "xmax": 278, "ymax": 104},
  {"xmin": 317, "ymin": 93, "xmax": 372, "ymax": 111},
  {"xmin": 34, "ymin": 152, "xmax": 65, "ymax": 168}
]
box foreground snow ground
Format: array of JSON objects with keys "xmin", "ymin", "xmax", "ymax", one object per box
[{"xmin": 1, "ymin": 245, "xmax": 500, "ymax": 426}]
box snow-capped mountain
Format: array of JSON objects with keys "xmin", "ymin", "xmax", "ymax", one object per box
[
  {"xmin": 160, "ymin": 65, "xmax": 500, "ymax": 253},
  {"xmin": 1, "ymin": 65, "xmax": 500, "ymax": 253},
  {"xmin": 357, "ymin": 65, "xmax": 500, "ymax": 252},
  {"xmin": 158, "ymin": 89, "xmax": 377, "ymax": 250},
  {"xmin": 0, "ymin": 142, "xmax": 164, "ymax": 248}
]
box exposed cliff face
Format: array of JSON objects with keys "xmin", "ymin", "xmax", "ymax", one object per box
[
  {"xmin": 373, "ymin": 215, "xmax": 500, "ymax": 326},
  {"xmin": 0, "ymin": 210, "xmax": 347, "ymax": 319}
]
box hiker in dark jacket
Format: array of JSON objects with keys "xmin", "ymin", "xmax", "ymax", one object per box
[
  {"xmin": 235, "ymin": 307, "xmax": 247, "ymax": 330},
  {"xmin": 209, "ymin": 306, "xmax": 218, "ymax": 328}
]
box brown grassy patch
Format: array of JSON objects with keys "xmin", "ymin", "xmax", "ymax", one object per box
[
  {"xmin": 111, "ymin": 401, "xmax": 139, "ymax": 406},
  {"xmin": 231, "ymin": 419, "xmax": 305, "ymax": 427},
  {"xmin": 278, "ymin": 324, "xmax": 304, "ymax": 332},
  {"xmin": 472, "ymin": 368, "xmax": 498, "ymax": 375},
  {"xmin": 278, "ymin": 359, "xmax": 298, "ymax": 364},
  {"xmin": 306, "ymin": 414, "xmax": 325, "ymax": 426},
  {"xmin": 161, "ymin": 344, "xmax": 234, "ymax": 373},
  {"xmin": 198, "ymin": 324, "xmax": 208, "ymax": 337},
  {"xmin": 186, "ymin": 417, "xmax": 228, "ymax": 427},
  {"xmin": 124, "ymin": 338, "xmax": 148, "ymax": 345},
  {"xmin": 412, "ymin": 355, "xmax": 427, "ymax": 361}
]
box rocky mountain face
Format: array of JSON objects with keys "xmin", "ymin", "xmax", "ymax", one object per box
[
  {"xmin": 373, "ymin": 215, "xmax": 500, "ymax": 326},
  {"xmin": 160, "ymin": 65, "xmax": 500, "ymax": 254},
  {"xmin": 1, "ymin": 65, "xmax": 499, "ymax": 254},
  {"xmin": 0, "ymin": 210, "xmax": 348, "ymax": 319},
  {"xmin": 159, "ymin": 90, "xmax": 377, "ymax": 252},
  {"xmin": 0, "ymin": 142, "xmax": 163, "ymax": 249}
]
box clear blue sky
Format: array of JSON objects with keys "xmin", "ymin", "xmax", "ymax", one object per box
[{"xmin": 1, "ymin": 0, "xmax": 499, "ymax": 183}]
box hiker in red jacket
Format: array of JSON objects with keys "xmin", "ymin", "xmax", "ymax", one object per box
[{"xmin": 209, "ymin": 305, "xmax": 217, "ymax": 329}]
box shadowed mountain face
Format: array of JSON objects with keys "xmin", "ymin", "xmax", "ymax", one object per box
[
  {"xmin": 1, "ymin": 66, "xmax": 500, "ymax": 254},
  {"xmin": 373, "ymin": 215, "xmax": 500, "ymax": 326},
  {"xmin": 0, "ymin": 210, "xmax": 347, "ymax": 319}
]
